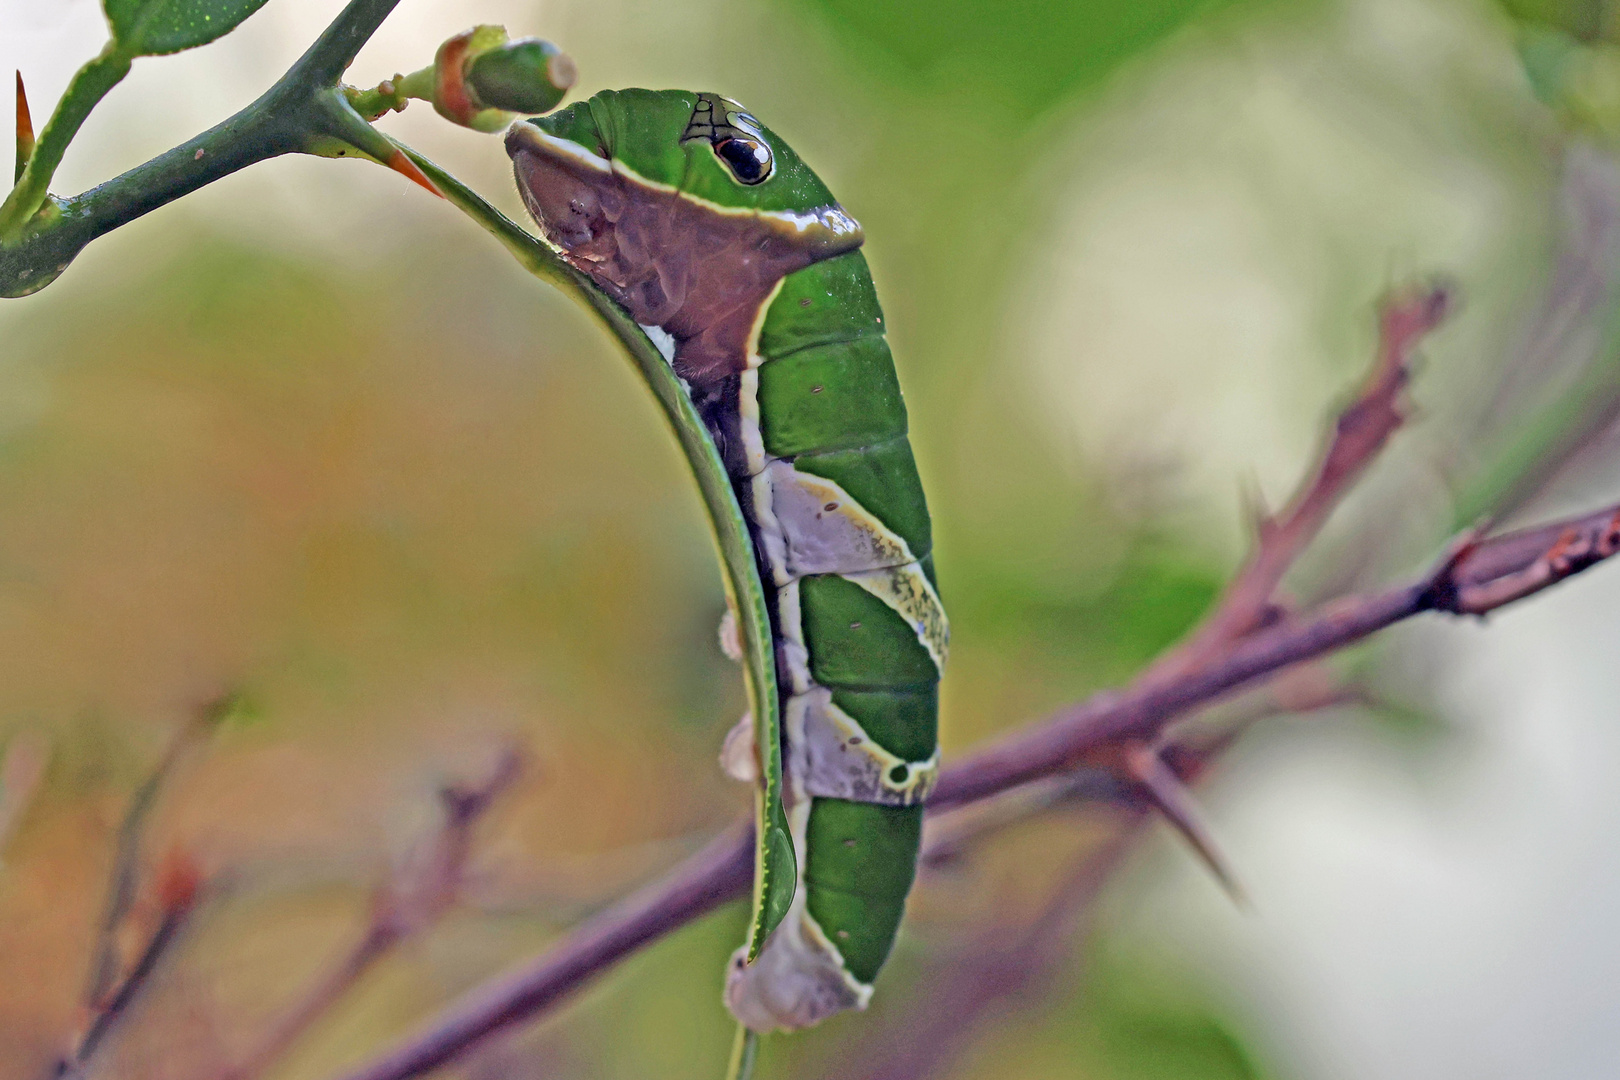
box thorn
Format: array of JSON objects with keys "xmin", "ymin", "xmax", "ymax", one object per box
[
  {"xmin": 1422, "ymin": 520, "xmax": 1488, "ymax": 609},
  {"xmin": 154, "ymin": 846, "xmax": 202, "ymax": 914},
  {"xmin": 386, "ymin": 148, "xmax": 443, "ymax": 199},
  {"xmin": 1123, "ymin": 744, "xmax": 1250, "ymax": 909},
  {"xmin": 15, "ymin": 70, "xmax": 35, "ymax": 186},
  {"xmin": 1238, "ymin": 473, "xmax": 1274, "ymax": 543}
]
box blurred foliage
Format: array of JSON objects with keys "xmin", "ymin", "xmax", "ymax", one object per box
[
  {"xmin": 1073, "ymin": 942, "xmax": 1268, "ymax": 1080},
  {"xmin": 1498, "ymin": 0, "xmax": 1618, "ymax": 41},
  {"xmin": 789, "ymin": 0, "xmax": 1253, "ymax": 119}
]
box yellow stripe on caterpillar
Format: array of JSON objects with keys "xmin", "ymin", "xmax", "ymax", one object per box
[{"xmin": 842, "ymin": 562, "xmax": 948, "ymax": 673}]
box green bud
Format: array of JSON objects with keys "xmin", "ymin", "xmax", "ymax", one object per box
[{"xmin": 467, "ymin": 39, "xmax": 576, "ymax": 115}]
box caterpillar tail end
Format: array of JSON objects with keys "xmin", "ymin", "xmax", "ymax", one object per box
[{"xmin": 725, "ymin": 910, "xmax": 872, "ymax": 1032}]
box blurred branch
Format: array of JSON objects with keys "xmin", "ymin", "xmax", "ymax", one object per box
[
  {"xmin": 0, "ymin": 729, "xmax": 48, "ymax": 858},
  {"xmin": 55, "ymin": 697, "xmax": 235, "ymax": 1075},
  {"xmin": 338, "ymin": 822, "xmax": 755, "ymax": 1080},
  {"xmin": 66, "ymin": 850, "xmax": 203, "ymax": 1075},
  {"xmin": 330, "ymin": 330, "xmax": 1620, "ymax": 1080},
  {"xmin": 1454, "ymin": 142, "xmax": 1620, "ymax": 525},
  {"xmin": 220, "ymin": 749, "xmax": 524, "ymax": 1080},
  {"xmin": 927, "ymin": 503, "xmax": 1606, "ymax": 808},
  {"xmin": 82, "ymin": 709, "xmax": 212, "ymax": 1012},
  {"xmin": 833, "ymin": 820, "xmax": 1145, "ymax": 1080},
  {"xmin": 1142, "ymin": 282, "xmax": 1452, "ymax": 682}
]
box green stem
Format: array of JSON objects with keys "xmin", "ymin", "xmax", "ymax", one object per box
[
  {"xmin": 399, "ymin": 144, "xmax": 793, "ymax": 953},
  {"xmin": 396, "ymin": 66, "xmax": 436, "ymax": 103},
  {"xmin": 726, "ymin": 1026, "xmax": 760, "ymax": 1080},
  {"xmin": 400, "ymin": 143, "xmax": 780, "ymax": 698},
  {"xmin": 0, "ymin": 45, "xmax": 132, "ymax": 235},
  {"xmin": 346, "ymin": 64, "xmax": 432, "ymax": 122},
  {"xmin": 0, "ymin": 0, "xmax": 405, "ymax": 297}
]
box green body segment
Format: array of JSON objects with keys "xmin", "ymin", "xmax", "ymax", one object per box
[
  {"xmin": 792, "ymin": 438, "xmax": 933, "ymax": 560},
  {"xmin": 756, "ymin": 251, "xmax": 941, "ymax": 983},
  {"xmin": 804, "ymin": 800, "xmax": 925, "ymax": 984}
]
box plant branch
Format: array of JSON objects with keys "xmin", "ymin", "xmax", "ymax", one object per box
[
  {"xmin": 337, "ymin": 822, "xmax": 754, "ymax": 1080},
  {"xmin": 220, "ymin": 750, "xmax": 524, "ymax": 1080},
  {"xmin": 70, "ymin": 882, "xmax": 198, "ymax": 1070},
  {"xmin": 63, "ymin": 847, "xmax": 204, "ymax": 1076},
  {"xmin": 82, "ymin": 710, "xmax": 211, "ymax": 1011},
  {"xmin": 0, "ymin": 729, "xmax": 47, "ymax": 858},
  {"xmin": 0, "ymin": 45, "xmax": 132, "ymax": 234},
  {"xmin": 1141, "ymin": 282, "xmax": 1452, "ymax": 682},
  {"xmin": 0, "ymin": 0, "xmax": 405, "ymax": 297},
  {"xmin": 329, "ymin": 491, "xmax": 1620, "ymax": 1080}
]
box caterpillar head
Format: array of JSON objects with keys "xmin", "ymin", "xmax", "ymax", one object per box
[{"xmin": 505, "ymin": 89, "xmax": 862, "ymax": 383}]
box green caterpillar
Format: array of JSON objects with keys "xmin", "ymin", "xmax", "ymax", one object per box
[{"xmin": 507, "ymin": 89, "xmax": 946, "ymax": 1031}]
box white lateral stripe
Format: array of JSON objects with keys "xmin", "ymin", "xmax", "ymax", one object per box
[
  {"xmin": 507, "ymin": 124, "xmax": 612, "ymax": 173},
  {"xmin": 785, "ymin": 688, "xmax": 937, "ymax": 806},
  {"xmin": 510, "ymin": 123, "xmax": 861, "ymax": 237},
  {"xmin": 637, "ymin": 323, "xmax": 677, "ymax": 364},
  {"xmin": 745, "ymin": 278, "xmax": 784, "ymax": 371},
  {"xmin": 737, "ymin": 367, "xmax": 772, "ymax": 478},
  {"xmin": 750, "ymin": 462, "xmax": 917, "ymax": 586},
  {"xmin": 843, "ymin": 563, "xmax": 949, "ymax": 673},
  {"xmin": 774, "ymin": 578, "xmax": 814, "ymax": 696}
]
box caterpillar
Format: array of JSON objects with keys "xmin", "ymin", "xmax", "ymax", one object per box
[{"xmin": 507, "ymin": 89, "xmax": 946, "ymax": 1032}]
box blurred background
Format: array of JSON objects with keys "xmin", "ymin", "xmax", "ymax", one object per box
[{"xmin": 3, "ymin": 0, "xmax": 1620, "ymax": 1077}]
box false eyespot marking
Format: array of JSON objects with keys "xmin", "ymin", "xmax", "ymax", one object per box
[{"xmin": 682, "ymin": 92, "xmax": 775, "ymax": 185}]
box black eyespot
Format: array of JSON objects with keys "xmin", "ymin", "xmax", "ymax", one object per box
[
  {"xmin": 888, "ymin": 764, "xmax": 909, "ymax": 784},
  {"xmin": 715, "ymin": 136, "xmax": 772, "ymax": 185}
]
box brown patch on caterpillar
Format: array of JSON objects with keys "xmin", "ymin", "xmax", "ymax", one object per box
[{"xmin": 507, "ymin": 124, "xmax": 861, "ymax": 387}]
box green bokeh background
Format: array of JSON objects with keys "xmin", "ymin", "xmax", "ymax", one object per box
[{"xmin": 0, "ymin": 0, "xmax": 1605, "ymax": 1077}]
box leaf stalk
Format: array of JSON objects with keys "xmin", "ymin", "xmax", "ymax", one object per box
[{"xmin": 0, "ymin": 44, "xmax": 132, "ymax": 235}]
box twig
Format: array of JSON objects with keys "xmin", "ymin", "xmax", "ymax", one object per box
[
  {"xmin": 918, "ymin": 771, "xmax": 1126, "ymax": 871},
  {"xmin": 337, "ymin": 822, "xmax": 753, "ymax": 1080},
  {"xmin": 1439, "ymin": 507, "xmax": 1620, "ymax": 614},
  {"xmin": 1071, "ymin": 281, "xmax": 1448, "ymax": 888},
  {"xmin": 219, "ymin": 750, "xmax": 524, "ymax": 1080},
  {"xmin": 1143, "ymin": 282, "xmax": 1452, "ymax": 681},
  {"xmin": 928, "ymin": 509, "xmax": 1604, "ymax": 809},
  {"xmin": 833, "ymin": 821, "xmax": 1145, "ymax": 1080},
  {"xmin": 330, "ymin": 491, "xmax": 1620, "ymax": 1080},
  {"xmin": 82, "ymin": 704, "xmax": 218, "ymax": 1015},
  {"xmin": 64, "ymin": 849, "xmax": 203, "ymax": 1076},
  {"xmin": 0, "ymin": 0, "xmax": 409, "ymax": 297},
  {"xmin": 1121, "ymin": 743, "xmax": 1247, "ymax": 906},
  {"xmin": 1459, "ymin": 143, "xmax": 1620, "ymax": 525}
]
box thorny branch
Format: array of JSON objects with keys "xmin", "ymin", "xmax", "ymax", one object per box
[
  {"xmin": 832, "ymin": 821, "xmax": 1146, "ymax": 1080},
  {"xmin": 219, "ymin": 750, "xmax": 524, "ymax": 1080},
  {"xmin": 68, "ymin": 852, "xmax": 202, "ymax": 1074},
  {"xmin": 56, "ymin": 701, "xmax": 224, "ymax": 1078},
  {"xmin": 330, "ymin": 284, "xmax": 1620, "ymax": 1080},
  {"xmin": 1141, "ymin": 281, "xmax": 1452, "ymax": 682}
]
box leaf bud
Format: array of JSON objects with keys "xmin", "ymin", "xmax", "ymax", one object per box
[
  {"xmin": 432, "ymin": 26, "xmax": 575, "ymax": 132},
  {"xmin": 467, "ymin": 38, "xmax": 576, "ymax": 115}
]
